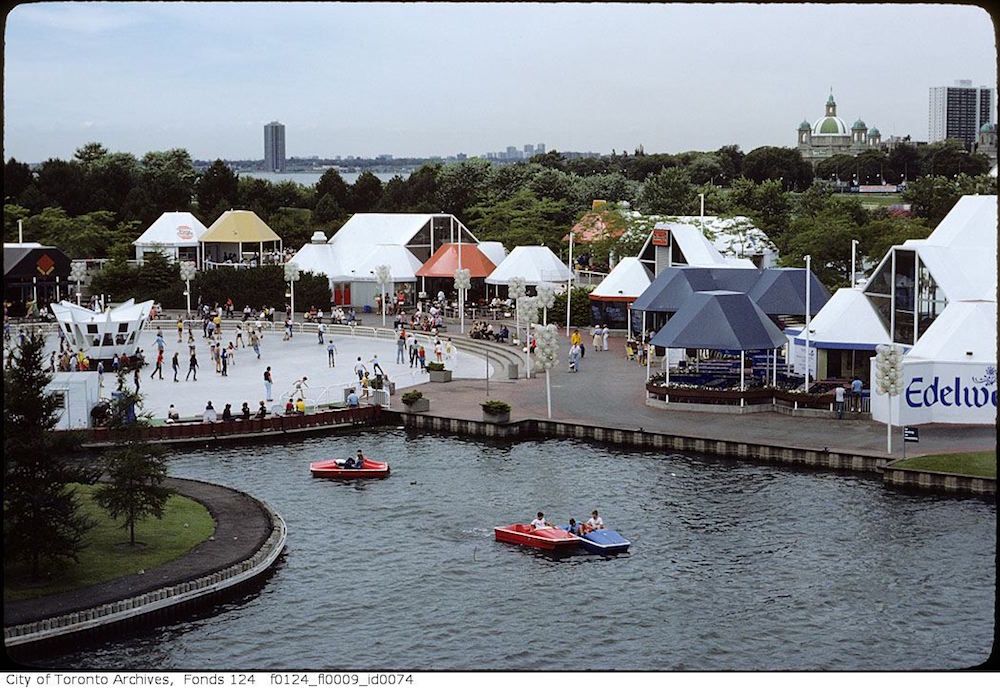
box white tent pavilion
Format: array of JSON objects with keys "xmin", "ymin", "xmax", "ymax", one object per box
[
  {"xmin": 133, "ymin": 212, "xmax": 209, "ymax": 266},
  {"xmin": 477, "ymin": 241, "xmax": 508, "ymax": 267},
  {"xmin": 486, "ymin": 245, "xmax": 574, "ymax": 289},
  {"xmin": 589, "ymin": 257, "xmax": 653, "ymax": 331}
]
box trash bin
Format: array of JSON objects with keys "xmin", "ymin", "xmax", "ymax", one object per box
[{"xmin": 507, "ymin": 363, "xmax": 519, "ymax": 379}]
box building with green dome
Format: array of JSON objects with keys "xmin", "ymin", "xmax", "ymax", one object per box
[
  {"xmin": 796, "ymin": 92, "xmax": 882, "ymax": 164},
  {"xmin": 974, "ymin": 122, "xmax": 997, "ymax": 167}
]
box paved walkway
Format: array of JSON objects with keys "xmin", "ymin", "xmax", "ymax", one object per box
[
  {"xmin": 406, "ymin": 330, "xmax": 996, "ymax": 459},
  {"xmin": 3, "ymin": 477, "xmax": 271, "ymax": 626}
]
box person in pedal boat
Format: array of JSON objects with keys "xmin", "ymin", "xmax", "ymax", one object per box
[{"xmin": 530, "ymin": 511, "xmax": 552, "ymax": 529}]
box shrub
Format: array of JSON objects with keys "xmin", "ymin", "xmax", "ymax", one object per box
[
  {"xmin": 480, "ymin": 400, "xmax": 511, "ymax": 414},
  {"xmin": 425, "ymin": 361, "xmax": 445, "ymax": 372},
  {"xmin": 400, "ymin": 390, "xmax": 423, "ymax": 405}
]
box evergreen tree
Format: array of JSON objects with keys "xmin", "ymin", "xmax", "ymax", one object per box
[
  {"xmin": 94, "ymin": 377, "xmax": 171, "ymax": 547},
  {"xmin": 3, "ymin": 332, "xmax": 96, "ymax": 580},
  {"xmin": 197, "ymin": 159, "xmax": 239, "ymax": 215}
]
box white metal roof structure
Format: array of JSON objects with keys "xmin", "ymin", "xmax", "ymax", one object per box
[
  {"xmin": 133, "ymin": 212, "xmax": 209, "ymax": 263},
  {"xmin": 905, "ymin": 300, "xmax": 996, "ymax": 363},
  {"xmin": 590, "ymin": 257, "xmax": 653, "ymax": 301},
  {"xmin": 636, "ymin": 216, "xmax": 777, "ymax": 274},
  {"xmin": 328, "ymin": 213, "xmax": 477, "ymax": 264},
  {"xmin": 477, "ymin": 240, "xmax": 508, "ymax": 267},
  {"xmin": 485, "ymin": 245, "xmax": 573, "ymax": 286},
  {"xmin": 787, "ymin": 287, "xmax": 889, "ymax": 350},
  {"xmin": 290, "ymin": 243, "xmax": 422, "ymax": 283}
]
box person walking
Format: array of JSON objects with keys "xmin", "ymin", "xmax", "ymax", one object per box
[
  {"xmin": 408, "ymin": 335, "xmax": 418, "ymax": 368},
  {"xmin": 177, "ymin": 317, "xmax": 184, "ymax": 343},
  {"xmin": 851, "ymin": 375, "xmax": 863, "ymax": 412},
  {"xmin": 235, "ymin": 323, "xmax": 245, "ymax": 348},
  {"xmin": 221, "ymin": 347, "xmax": 229, "ymax": 377},
  {"xmin": 835, "ymin": 384, "xmax": 846, "ymax": 420},
  {"xmin": 354, "ymin": 356, "xmax": 367, "ymax": 381},
  {"xmin": 417, "ymin": 344, "xmax": 426, "ymax": 371},
  {"xmin": 434, "ymin": 340, "xmax": 443, "ymax": 363},
  {"xmin": 133, "ymin": 366, "xmax": 141, "ymax": 392},
  {"xmin": 592, "ymin": 326, "xmax": 602, "ymax": 353},
  {"xmin": 292, "ymin": 376, "xmax": 309, "ymax": 400},
  {"xmin": 317, "ymin": 322, "xmax": 325, "ymax": 345},
  {"xmin": 250, "ymin": 330, "xmax": 261, "ymax": 359},
  {"xmin": 264, "ymin": 366, "xmax": 273, "ymax": 401},
  {"xmin": 97, "ymin": 360, "xmax": 105, "ymax": 389},
  {"xmin": 371, "ymin": 354, "xmax": 384, "ymax": 376},
  {"xmin": 171, "ymin": 351, "xmax": 180, "ymax": 382},
  {"xmin": 569, "ymin": 343, "xmax": 581, "ymax": 372},
  {"xmin": 327, "ymin": 341, "xmax": 338, "ymax": 367},
  {"xmin": 602, "ymin": 324, "xmax": 610, "ymax": 352},
  {"xmin": 151, "ymin": 350, "xmax": 164, "ymax": 380},
  {"xmin": 186, "ymin": 351, "xmax": 199, "ymax": 381}
]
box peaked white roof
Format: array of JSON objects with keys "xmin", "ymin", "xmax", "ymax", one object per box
[
  {"xmin": 485, "ymin": 245, "xmax": 573, "ymax": 286},
  {"xmin": 590, "ymin": 257, "xmax": 653, "ymax": 300},
  {"xmin": 794, "ymin": 287, "xmax": 889, "ymax": 348},
  {"xmin": 477, "ymin": 240, "xmax": 508, "ymax": 267},
  {"xmin": 906, "ymin": 300, "xmax": 996, "ymax": 363},
  {"xmin": 328, "ymin": 213, "xmax": 477, "ymax": 253},
  {"xmin": 134, "ymin": 212, "xmax": 208, "ymax": 247},
  {"xmin": 290, "ymin": 242, "xmax": 422, "ymax": 282},
  {"xmin": 640, "ymin": 216, "xmax": 777, "ymax": 269}
]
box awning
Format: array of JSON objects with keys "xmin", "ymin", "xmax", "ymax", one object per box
[{"xmin": 650, "ymin": 291, "xmax": 787, "ymax": 351}]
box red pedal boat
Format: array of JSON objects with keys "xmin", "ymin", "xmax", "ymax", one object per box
[
  {"xmin": 494, "ymin": 523, "xmax": 580, "ymax": 551},
  {"xmin": 309, "ymin": 457, "xmax": 390, "ymax": 479}
]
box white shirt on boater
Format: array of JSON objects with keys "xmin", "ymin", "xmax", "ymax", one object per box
[
  {"xmin": 587, "ymin": 515, "xmax": 604, "ymax": 530},
  {"xmin": 530, "ymin": 518, "xmax": 547, "ymax": 530}
]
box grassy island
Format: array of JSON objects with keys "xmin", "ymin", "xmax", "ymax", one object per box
[
  {"xmin": 892, "ymin": 451, "xmax": 996, "ymax": 478},
  {"xmin": 4, "ymin": 484, "xmax": 216, "ymax": 602}
]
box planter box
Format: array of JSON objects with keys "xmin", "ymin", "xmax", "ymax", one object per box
[
  {"xmin": 482, "ymin": 410, "xmax": 510, "ymax": 424},
  {"xmin": 428, "ymin": 369, "xmax": 452, "ymax": 383},
  {"xmin": 402, "ymin": 398, "xmax": 430, "ymax": 412}
]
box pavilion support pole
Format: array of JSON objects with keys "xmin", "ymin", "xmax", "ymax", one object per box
[
  {"xmin": 773, "ymin": 347, "xmax": 778, "ymax": 387},
  {"xmin": 740, "ymin": 351, "xmax": 745, "ymax": 407}
]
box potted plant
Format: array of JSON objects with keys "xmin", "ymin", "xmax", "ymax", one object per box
[
  {"xmin": 480, "ymin": 400, "xmax": 511, "ymax": 424},
  {"xmin": 400, "ymin": 390, "xmax": 429, "ymax": 412},
  {"xmin": 425, "ymin": 361, "xmax": 452, "ymax": 383}
]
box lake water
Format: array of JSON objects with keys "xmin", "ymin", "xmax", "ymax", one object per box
[
  {"xmin": 39, "ymin": 431, "xmax": 995, "ymax": 670},
  {"xmin": 241, "ymin": 170, "xmax": 410, "ymax": 187}
]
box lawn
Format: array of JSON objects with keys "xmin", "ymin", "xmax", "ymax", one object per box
[
  {"xmin": 892, "ymin": 451, "xmax": 997, "ymax": 478},
  {"xmin": 4, "ymin": 483, "xmax": 217, "ymax": 602}
]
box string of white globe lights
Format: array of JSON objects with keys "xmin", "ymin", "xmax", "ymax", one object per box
[
  {"xmin": 517, "ymin": 294, "xmax": 540, "ymax": 378},
  {"xmin": 534, "ymin": 323, "xmax": 559, "ymax": 418},
  {"xmin": 373, "ymin": 264, "xmax": 392, "ymax": 328},
  {"xmin": 284, "ymin": 261, "xmax": 301, "ymax": 322},
  {"xmin": 454, "ymin": 267, "xmax": 471, "ymax": 334},
  {"xmin": 508, "ymin": 276, "xmax": 527, "ymax": 374},
  {"xmin": 180, "ymin": 261, "xmax": 197, "ymax": 318},
  {"xmin": 874, "ymin": 343, "xmax": 904, "ymax": 453},
  {"xmin": 70, "ymin": 260, "xmax": 87, "ymax": 307}
]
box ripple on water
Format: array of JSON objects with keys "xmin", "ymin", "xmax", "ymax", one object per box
[{"xmin": 37, "ymin": 430, "xmax": 997, "ymax": 671}]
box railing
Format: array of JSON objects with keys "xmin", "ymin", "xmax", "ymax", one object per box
[{"xmin": 573, "ymin": 269, "xmax": 608, "ymax": 286}]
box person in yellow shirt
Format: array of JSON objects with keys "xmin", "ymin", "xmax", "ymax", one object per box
[{"xmin": 295, "ymin": 397, "xmax": 306, "ymax": 414}]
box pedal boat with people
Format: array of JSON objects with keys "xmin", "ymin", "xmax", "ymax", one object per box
[
  {"xmin": 493, "ymin": 523, "xmax": 580, "ymax": 551},
  {"xmin": 309, "ymin": 457, "xmax": 390, "ymax": 479}
]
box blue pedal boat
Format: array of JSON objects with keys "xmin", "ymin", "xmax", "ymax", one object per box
[{"xmin": 562, "ymin": 526, "xmax": 631, "ymax": 554}]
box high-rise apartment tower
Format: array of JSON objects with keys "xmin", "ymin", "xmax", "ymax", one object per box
[
  {"xmin": 929, "ymin": 80, "xmax": 994, "ymax": 148},
  {"xmin": 264, "ymin": 121, "xmax": 286, "ymax": 172}
]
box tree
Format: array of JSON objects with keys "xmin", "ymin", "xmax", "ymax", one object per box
[
  {"xmin": 466, "ymin": 188, "xmax": 573, "ymax": 251},
  {"xmin": 729, "ymin": 178, "xmax": 791, "ymax": 243},
  {"xmin": 94, "ymin": 380, "xmax": 171, "ymax": 547},
  {"xmin": 375, "ymin": 175, "xmax": 410, "ymax": 211},
  {"xmin": 902, "ymin": 175, "xmax": 964, "ymax": 227},
  {"xmin": 742, "ymin": 146, "xmax": 813, "ymax": 191},
  {"xmin": 530, "ymin": 150, "xmax": 567, "ymax": 171},
  {"xmin": 197, "ymin": 159, "xmax": 239, "ymax": 215},
  {"xmin": 861, "ymin": 216, "xmax": 931, "ymax": 264},
  {"xmin": 4, "ymin": 158, "xmax": 34, "ymax": 200},
  {"xmin": 487, "ymin": 162, "xmax": 537, "ymax": 204},
  {"xmin": 347, "ymin": 171, "xmax": 383, "ymax": 213},
  {"xmin": 35, "ymin": 158, "xmax": 90, "ymax": 216},
  {"xmin": 435, "ymin": 158, "xmax": 491, "ymax": 217},
  {"xmin": 529, "ymin": 167, "xmax": 576, "ymax": 203},
  {"xmin": 686, "ymin": 153, "xmax": 724, "ymax": 185},
  {"xmin": 404, "ymin": 163, "xmax": 442, "ymax": 211},
  {"xmin": 552, "ymin": 286, "xmax": 595, "ymax": 326},
  {"xmin": 136, "ymin": 149, "xmax": 198, "ymax": 224},
  {"xmin": 714, "ymin": 145, "xmax": 744, "ymax": 184},
  {"xmin": 888, "ymin": 142, "xmax": 919, "ymax": 182},
  {"xmin": 315, "ymin": 169, "xmax": 351, "ymax": 209},
  {"xmin": 638, "ymin": 167, "xmax": 696, "ymax": 214},
  {"xmin": 575, "ymin": 172, "xmax": 640, "ymax": 208},
  {"xmin": 4, "ymin": 332, "xmax": 96, "ymax": 579},
  {"xmin": 74, "ymin": 142, "xmax": 109, "ymax": 166},
  {"xmin": 89, "ymin": 152, "xmax": 140, "ymax": 217},
  {"xmin": 814, "ymin": 153, "xmax": 858, "ymax": 183},
  {"xmin": 237, "ymin": 176, "xmax": 280, "ymax": 220},
  {"xmin": 780, "ymin": 207, "xmax": 863, "ymax": 288},
  {"xmin": 313, "ymin": 193, "xmax": 345, "ymax": 226}
]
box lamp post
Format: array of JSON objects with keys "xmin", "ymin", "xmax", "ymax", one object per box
[
  {"xmin": 804, "ymin": 254, "xmax": 811, "ymax": 392},
  {"xmin": 534, "ymin": 323, "xmax": 559, "ymax": 418},
  {"xmin": 455, "ymin": 267, "xmax": 471, "ymax": 334},
  {"xmin": 518, "ymin": 294, "xmax": 540, "ymax": 378},
  {"xmin": 180, "ymin": 261, "xmax": 197, "ymax": 318},
  {"xmin": 874, "ymin": 344, "xmax": 904, "ymax": 453},
  {"xmin": 509, "ymin": 276, "xmax": 527, "ymax": 367},
  {"xmin": 536, "ymin": 283, "xmax": 555, "ymax": 326},
  {"xmin": 374, "ymin": 264, "xmax": 391, "ymax": 328},
  {"xmin": 70, "ymin": 261, "xmax": 87, "ymax": 306},
  {"xmin": 565, "ymin": 231, "xmax": 573, "ymax": 336},
  {"xmin": 284, "ymin": 262, "xmax": 300, "ymax": 323},
  {"xmin": 851, "ymin": 239, "xmax": 859, "ymax": 288}
]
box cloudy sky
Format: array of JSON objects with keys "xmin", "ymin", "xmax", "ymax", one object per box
[{"xmin": 3, "ymin": 2, "xmax": 996, "ymax": 163}]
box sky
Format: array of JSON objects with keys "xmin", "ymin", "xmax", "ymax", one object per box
[{"xmin": 3, "ymin": 2, "xmax": 997, "ymax": 163}]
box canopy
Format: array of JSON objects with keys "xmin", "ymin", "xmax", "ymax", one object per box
[
  {"xmin": 746, "ymin": 268, "xmax": 830, "ymax": 316},
  {"xmin": 485, "ymin": 245, "xmax": 573, "ymax": 286},
  {"xmin": 348, "ymin": 244, "xmax": 423, "ymax": 282},
  {"xmin": 200, "ymin": 210, "xmax": 281, "ymax": 243},
  {"xmin": 416, "ymin": 243, "xmax": 496, "ymax": 278},
  {"xmin": 788, "ymin": 287, "xmax": 888, "ymax": 350},
  {"xmin": 905, "ymin": 300, "xmax": 996, "ymax": 363},
  {"xmin": 590, "ymin": 258, "xmax": 653, "ymax": 301},
  {"xmin": 650, "ymin": 291, "xmax": 787, "ymax": 351},
  {"xmin": 134, "ymin": 212, "xmax": 208, "ymax": 248}
]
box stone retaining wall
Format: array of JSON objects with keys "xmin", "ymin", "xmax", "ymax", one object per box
[
  {"xmin": 3, "ymin": 488, "xmax": 287, "ymax": 651},
  {"xmin": 882, "ymin": 462, "xmax": 996, "ymax": 497}
]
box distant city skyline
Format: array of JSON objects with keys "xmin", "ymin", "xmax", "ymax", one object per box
[{"xmin": 4, "ymin": 3, "xmax": 996, "ymax": 163}]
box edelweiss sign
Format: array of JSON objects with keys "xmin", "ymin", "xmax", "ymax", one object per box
[{"xmin": 872, "ymin": 362, "xmax": 998, "ymax": 425}]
